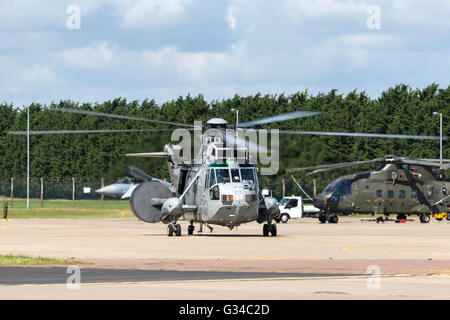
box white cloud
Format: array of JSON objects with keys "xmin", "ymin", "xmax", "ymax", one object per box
[
  {"xmin": 121, "ymin": 0, "xmax": 193, "ymax": 28},
  {"xmin": 225, "ymin": 6, "xmax": 236, "ymax": 30},
  {"xmin": 141, "ymin": 44, "xmax": 241, "ymax": 84},
  {"xmin": 60, "ymin": 42, "xmax": 115, "ymax": 69},
  {"xmin": 0, "ymin": 57, "xmax": 61, "ymax": 98}
]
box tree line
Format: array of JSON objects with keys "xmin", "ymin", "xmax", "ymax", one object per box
[{"xmin": 0, "ymin": 83, "xmax": 448, "ymax": 198}]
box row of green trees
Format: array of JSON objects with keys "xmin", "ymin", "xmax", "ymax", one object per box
[{"xmin": 1, "ymin": 84, "xmax": 448, "ymax": 198}]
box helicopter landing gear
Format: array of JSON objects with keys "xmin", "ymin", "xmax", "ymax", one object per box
[
  {"xmin": 318, "ymin": 213, "xmax": 327, "ymax": 224},
  {"xmin": 397, "ymin": 214, "xmax": 407, "ymax": 221},
  {"xmin": 319, "ymin": 212, "xmax": 338, "ymax": 224},
  {"xmin": 263, "ymin": 220, "xmax": 277, "ymax": 237},
  {"xmin": 168, "ymin": 218, "xmax": 182, "ymax": 237},
  {"xmin": 328, "ymin": 214, "xmax": 339, "ymax": 224},
  {"xmin": 419, "ymin": 214, "xmax": 430, "ymax": 224},
  {"xmin": 188, "ymin": 220, "xmax": 195, "ymax": 235}
]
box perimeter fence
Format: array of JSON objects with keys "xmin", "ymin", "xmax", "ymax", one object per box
[{"xmin": 0, "ymin": 177, "xmax": 121, "ymax": 207}]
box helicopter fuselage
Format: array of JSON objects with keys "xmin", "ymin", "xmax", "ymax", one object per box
[{"xmin": 314, "ymin": 163, "xmax": 450, "ymax": 217}]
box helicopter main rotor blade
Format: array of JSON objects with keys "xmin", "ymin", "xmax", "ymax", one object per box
[
  {"xmin": 126, "ymin": 152, "xmax": 169, "ymax": 158},
  {"xmin": 54, "ymin": 108, "xmax": 194, "ymax": 128},
  {"xmin": 286, "ymin": 158, "xmax": 386, "ymax": 175},
  {"xmin": 278, "ymin": 130, "xmax": 444, "ymax": 140},
  {"xmin": 408, "ymin": 158, "xmax": 450, "ymax": 163},
  {"xmin": 7, "ymin": 129, "xmax": 174, "ymax": 135},
  {"xmin": 236, "ymin": 111, "xmax": 322, "ymax": 128},
  {"xmin": 399, "ymin": 158, "xmax": 450, "ymax": 169}
]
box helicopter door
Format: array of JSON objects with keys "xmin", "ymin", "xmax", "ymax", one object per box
[
  {"xmin": 373, "ymin": 187, "xmax": 385, "ymax": 214},
  {"xmin": 177, "ymin": 169, "xmax": 188, "ymax": 195}
]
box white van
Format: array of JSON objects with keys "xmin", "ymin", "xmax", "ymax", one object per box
[{"xmin": 277, "ymin": 196, "xmax": 320, "ymax": 223}]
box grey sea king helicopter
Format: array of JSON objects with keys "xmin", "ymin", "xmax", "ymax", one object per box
[{"xmin": 9, "ymin": 108, "xmax": 443, "ymax": 236}]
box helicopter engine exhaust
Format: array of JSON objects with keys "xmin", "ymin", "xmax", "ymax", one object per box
[{"xmin": 130, "ymin": 181, "xmax": 173, "ymax": 223}]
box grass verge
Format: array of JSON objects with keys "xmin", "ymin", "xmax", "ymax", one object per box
[{"xmin": 0, "ymin": 254, "xmax": 87, "ymax": 266}]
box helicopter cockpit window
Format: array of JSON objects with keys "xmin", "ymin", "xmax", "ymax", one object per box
[
  {"xmin": 216, "ymin": 169, "xmax": 231, "ymax": 184},
  {"xmin": 231, "ymin": 169, "xmax": 240, "ymax": 182},
  {"xmin": 241, "ymin": 169, "xmax": 255, "ymax": 183},
  {"xmin": 209, "ymin": 169, "xmax": 216, "ymax": 187},
  {"xmin": 324, "ymin": 180, "xmax": 352, "ymax": 196},
  {"xmin": 427, "ymin": 190, "xmax": 434, "ymax": 200}
]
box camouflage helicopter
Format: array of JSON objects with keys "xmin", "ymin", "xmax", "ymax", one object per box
[
  {"xmin": 8, "ymin": 108, "xmax": 444, "ymax": 236},
  {"xmin": 287, "ymin": 155, "xmax": 450, "ymax": 224}
]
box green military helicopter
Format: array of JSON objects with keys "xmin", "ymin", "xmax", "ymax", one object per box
[{"xmin": 287, "ymin": 155, "xmax": 450, "ymax": 223}]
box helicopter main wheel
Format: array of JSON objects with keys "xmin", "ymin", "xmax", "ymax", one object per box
[
  {"xmin": 188, "ymin": 221, "xmax": 195, "ymax": 235},
  {"xmin": 263, "ymin": 224, "xmax": 270, "ymax": 236},
  {"xmin": 419, "ymin": 214, "xmax": 430, "ymax": 224},
  {"xmin": 328, "ymin": 215, "xmax": 339, "ymax": 224},
  {"xmin": 397, "ymin": 214, "xmax": 407, "ymax": 220}
]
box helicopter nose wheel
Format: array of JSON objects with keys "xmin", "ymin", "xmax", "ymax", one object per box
[
  {"xmin": 168, "ymin": 220, "xmax": 182, "ymax": 237},
  {"xmin": 263, "ymin": 220, "xmax": 277, "ymax": 237},
  {"xmin": 319, "ymin": 212, "xmax": 338, "ymax": 224},
  {"xmin": 328, "ymin": 214, "xmax": 339, "ymax": 224}
]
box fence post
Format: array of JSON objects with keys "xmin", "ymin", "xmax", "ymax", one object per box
[
  {"xmin": 10, "ymin": 177, "xmax": 13, "ymax": 208},
  {"xmin": 72, "ymin": 177, "xmax": 75, "ymax": 205},
  {"xmin": 282, "ymin": 178, "xmax": 285, "ymax": 198},
  {"xmin": 313, "ymin": 178, "xmax": 317, "ymax": 197},
  {"xmin": 101, "ymin": 177, "xmax": 104, "ymax": 208},
  {"xmin": 40, "ymin": 177, "xmax": 44, "ymax": 208}
]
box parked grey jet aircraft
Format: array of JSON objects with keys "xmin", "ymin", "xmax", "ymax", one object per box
[{"xmin": 96, "ymin": 167, "xmax": 175, "ymax": 199}]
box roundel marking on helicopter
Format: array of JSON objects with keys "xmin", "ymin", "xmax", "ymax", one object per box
[{"xmin": 130, "ymin": 181, "xmax": 172, "ymax": 223}]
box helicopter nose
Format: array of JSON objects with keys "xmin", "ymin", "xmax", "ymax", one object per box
[{"xmin": 313, "ymin": 196, "xmax": 325, "ymax": 209}]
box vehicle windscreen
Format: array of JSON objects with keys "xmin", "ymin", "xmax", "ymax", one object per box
[{"xmin": 279, "ymin": 198, "xmax": 289, "ymax": 205}]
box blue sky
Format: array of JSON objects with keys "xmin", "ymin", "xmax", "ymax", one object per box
[{"xmin": 1, "ymin": 0, "xmax": 449, "ymax": 106}]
